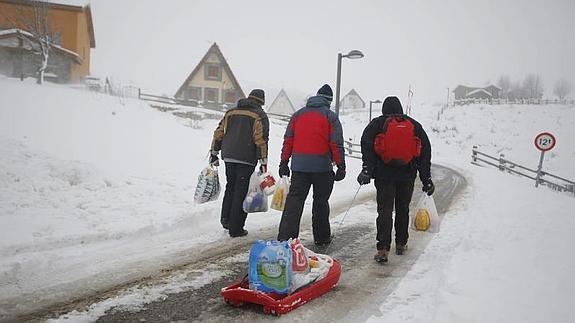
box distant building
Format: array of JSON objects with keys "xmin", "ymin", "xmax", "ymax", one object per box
[
  {"xmin": 267, "ymin": 89, "xmax": 295, "ymax": 116},
  {"xmin": 339, "ymin": 89, "xmax": 365, "ymax": 114},
  {"xmin": 453, "ymin": 85, "xmax": 501, "ymax": 100},
  {"xmin": 0, "ymin": 0, "xmax": 95, "ymax": 82},
  {"xmin": 175, "ymin": 43, "xmax": 245, "ymax": 109}
]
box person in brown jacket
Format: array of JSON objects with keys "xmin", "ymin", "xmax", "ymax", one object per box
[{"xmin": 210, "ymin": 89, "xmax": 269, "ymax": 237}]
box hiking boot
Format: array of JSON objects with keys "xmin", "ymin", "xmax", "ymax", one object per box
[
  {"xmin": 314, "ymin": 236, "xmax": 333, "ymax": 247},
  {"xmin": 229, "ymin": 229, "xmax": 248, "ymax": 238},
  {"xmin": 395, "ymin": 244, "xmax": 408, "ymax": 255},
  {"xmin": 374, "ymin": 250, "xmax": 388, "ymax": 264}
]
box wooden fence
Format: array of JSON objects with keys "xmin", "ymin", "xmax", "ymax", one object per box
[
  {"xmin": 471, "ymin": 146, "xmax": 575, "ymax": 196},
  {"xmin": 455, "ymin": 98, "xmax": 575, "ymax": 106},
  {"xmin": 138, "ymin": 91, "xmax": 198, "ymax": 107}
]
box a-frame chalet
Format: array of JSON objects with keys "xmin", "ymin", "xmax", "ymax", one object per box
[
  {"xmin": 175, "ymin": 43, "xmax": 245, "ymax": 108},
  {"xmin": 267, "ymin": 89, "xmax": 296, "ymax": 116},
  {"xmin": 339, "ymin": 89, "xmax": 366, "ymax": 115}
]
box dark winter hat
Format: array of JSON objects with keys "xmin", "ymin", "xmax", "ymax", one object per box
[
  {"xmin": 381, "ymin": 96, "xmax": 404, "ymax": 115},
  {"xmin": 317, "ymin": 84, "xmax": 333, "ymax": 102},
  {"xmin": 248, "ymin": 89, "xmax": 265, "ymax": 105}
]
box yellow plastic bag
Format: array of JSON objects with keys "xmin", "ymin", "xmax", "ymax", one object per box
[
  {"xmin": 270, "ymin": 176, "xmax": 290, "ymax": 211},
  {"xmin": 411, "ymin": 194, "xmax": 440, "ymax": 233}
]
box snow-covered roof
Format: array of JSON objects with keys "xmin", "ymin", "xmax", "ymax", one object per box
[
  {"xmin": 51, "ymin": 0, "xmax": 90, "ymax": 6},
  {"xmin": 465, "ymin": 89, "xmax": 492, "ymax": 97},
  {"xmin": 0, "ymin": 28, "xmax": 82, "ymax": 64}
]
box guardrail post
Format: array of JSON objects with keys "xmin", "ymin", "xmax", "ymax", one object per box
[
  {"xmin": 499, "ymin": 153, "xmax": 506, "ymax": 171},
  {"xmin": 471, "ymin": 146, "xmax": 478, "ymax": 163}
]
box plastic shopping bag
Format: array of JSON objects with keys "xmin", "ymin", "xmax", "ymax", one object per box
[
  {"xmin": 243, "ymin": 171, "xmax": 269, "ymax": 213},
  {"xmin": 270, "ymin": 176, "xmax": 290, "ymax": 211},
  {"xmin": 194, "ymin": 166, "xmax": 220, "ymax": 204},
  {"xmin": 290, "ymin": 243, "xmax": 333, "ymax": 293},
  {"xmin": 249, "ymin": 240, "xmax": 292, "ymax": 295},
  {"xmin": 411, "ymin": 194, "xmax": 440, "ymax": 233}
]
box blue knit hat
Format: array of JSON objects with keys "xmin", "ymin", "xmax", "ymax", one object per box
[{"xmin": 317, "ymin": 84, "xmax": 333, "ymax": 102}]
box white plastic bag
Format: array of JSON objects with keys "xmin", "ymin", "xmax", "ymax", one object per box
[
  {"xmin": 270, "ymin": 176, "xmax": 290, "ymax": 211},
  {"xmin": 194, "ymin": 166, "xmax": 220, "ymax": 204},
  {"xmin": 243, "ymin": 171, "xmax": 268, "ymax": 213},
  {"xmin": 411, "ymin": 194, "xmax": 440, "ymax": 233}
]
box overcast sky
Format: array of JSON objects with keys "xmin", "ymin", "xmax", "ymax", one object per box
[{"xmin": 90, "ymin": 0, "xmax": 575, "ymax": 105}]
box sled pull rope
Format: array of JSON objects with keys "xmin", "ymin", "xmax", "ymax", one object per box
[{"xmin": 335, "ymin": 185, "xmax": 362, "ymax": 233}]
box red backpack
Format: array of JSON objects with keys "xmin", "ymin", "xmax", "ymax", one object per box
[{"xmin": 374, "ymin": 116, "xmax": 422, "ymax": 165}]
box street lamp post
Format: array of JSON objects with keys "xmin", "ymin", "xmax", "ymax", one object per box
[
  {"xmin": 369, "ymin": 99, "xmax": 382, "ymax": 123},
  {"xmin": 335, "ymin": 49, "xmax": 364, "ymax": 116}
]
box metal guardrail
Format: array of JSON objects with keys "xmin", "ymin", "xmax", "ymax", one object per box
[
  {"xmin": 345, "ymin": 140, "xmax": 362, "ymax": 160},
  {"xmin": 471, "ymin": 146, "xmax": 575, "ymax": 196}
]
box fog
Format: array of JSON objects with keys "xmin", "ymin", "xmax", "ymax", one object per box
[{"xmin": 90, "ymin": 0, "xmax": 575, "ymax": 105}]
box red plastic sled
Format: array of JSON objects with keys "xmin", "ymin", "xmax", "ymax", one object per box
[{"xmin": 221, "ymin": 259, "xmax": 341, "ymax": 315}]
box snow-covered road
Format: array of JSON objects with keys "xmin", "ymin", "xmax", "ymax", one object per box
[{"xmin": 34, "ymin": 165, "xmax": 465, "ymax": 322}]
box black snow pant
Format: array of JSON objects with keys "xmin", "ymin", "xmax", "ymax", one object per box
[
  {"xmin": 221, "ymin": 162, "xmax": 255, "ymax": 236},
  {"xmin": 277, "ymin": 171, "xmax": 334, "ymax": 242},
  {"xmin": 374, "ymin": 178, "xmax": 415, "ymax": 251}
]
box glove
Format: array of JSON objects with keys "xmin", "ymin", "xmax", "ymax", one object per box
[
  {"xmin": 209, "ymin": 152, "xmax": 219, "ymax": 167},
  {"xmin": 357, "ymin": 167, "xmax": 372, "ymax": 185},
  {"xmin": 279, "ymin": 160, "xmax": 290, "ymax": 177},
  {"xmin": 334, "ymin": 165, "xmax": 346, "ymax": 182},
  {"xmin": 259, "ymin": 159, "xmax": 267, "ymax": 173},
  {"xmin": 422, "ymin": 180, "xmax": 435, "ymax": 196}
]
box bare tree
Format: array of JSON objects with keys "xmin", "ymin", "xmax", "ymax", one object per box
[
  {"xmin": 522, "ymin": 74, "xmax": 544, "ymax": 100},
  {"xmin": 497, "ymin": 75, "xmax": 511, "ymax": 99},
  {"xmin": 553, "ymin": 79, "xmax": 572, "ymax": 102},
  {"xmin": 0, "ymin": 0, "xmax": 53, "ymax": 84}
]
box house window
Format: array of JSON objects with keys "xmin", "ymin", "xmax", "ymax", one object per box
[
  {"xmin": 224, "ymin": 90, "xmax": 236, "ymax": 104},
  {"xmin": 187, "ymin": 87, "xmax": 201, "ymax": 100},
  {"xmin": 204, "ymin": 64, "xmax": 221, "ymax": 81},
  {"xmin": 204, "ymin": 87, "xmax": 218, "ymax": 103}
]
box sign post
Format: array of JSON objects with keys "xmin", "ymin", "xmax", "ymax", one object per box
[{"xmin": 534, "ymin": 132, "xmax": 556, "ymax": 187}]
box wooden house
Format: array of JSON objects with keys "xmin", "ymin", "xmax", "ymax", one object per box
[
  {"xmin": 175, "ymin": 43, "xmax": 245, "ymax": 109},
  {"xmin": 339, "ymin": 88, "xmax": 365, "ymax": 115},
  {"xmin": 0, "ymin": 0, "xmax": 95, "ymax": 82},
  {"xmin": 453, "ymin": 84, "xmax": 501, "ymax": 100},
  {"xmin": 267, "ymin": 89, "xmax": 295, "ymax": 116}
]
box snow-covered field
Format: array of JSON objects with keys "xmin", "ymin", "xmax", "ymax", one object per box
[{"xmin": 1, "ymin": 76, "xmax": 574, "ymax": 322}]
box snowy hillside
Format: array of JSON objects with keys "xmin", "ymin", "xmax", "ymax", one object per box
[{"xmin": 1, "ymin": 76, "xmax": 574, "ymax": 322}]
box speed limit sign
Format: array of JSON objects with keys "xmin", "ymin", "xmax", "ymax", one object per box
[{"xmin": 534, "ymin": 132, "xmax": 556, "ymax": 151}]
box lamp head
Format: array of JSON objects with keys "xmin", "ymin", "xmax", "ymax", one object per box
[{"xmin": 345, "ymin": 50, "xmax": 364, "ymax": 59}]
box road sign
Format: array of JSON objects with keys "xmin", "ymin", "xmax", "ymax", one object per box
[{"xmin": 534, "ymin": 132, "xmax": 556, "ymax": 152}]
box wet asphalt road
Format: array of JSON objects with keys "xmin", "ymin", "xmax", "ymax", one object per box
[{"xmin": 38, "ymin": 164, "xmax": 466, "ymax": 323}]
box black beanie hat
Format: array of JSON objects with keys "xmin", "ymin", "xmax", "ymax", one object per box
[
  {"xmin": 248, "ymin": 89, "xmax": 265, "ymax": 105},
  {"xmin": 381, "ymin": 96, "xmax": 404, "ymax": 115},
  {"xmin": 317, "ymin": 84, "xmax": 333, "ymax": 102}
]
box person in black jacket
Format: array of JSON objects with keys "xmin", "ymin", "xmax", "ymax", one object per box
[
  {"xmin": 357, "ymin": 96, "xmax": 434, "ymax": 263},
  {"xmin": 210, "ymin": 89, "xmax": 269, "ymax": 238}
]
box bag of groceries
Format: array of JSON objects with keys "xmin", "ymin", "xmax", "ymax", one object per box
[
  {"xmin": 270, "ymin": 176, "xmax": 290, "ymax": 211},
  {"xmin": 243, "ymin": 170, "xmax": 269, "ymax": 213},
  {"xmin": 411, "ymin": 194, "xmax": 440, "ymax": 233},
  {"xmin": 194, "ymin": 166, "xmax": 220, "ymax": 204}
]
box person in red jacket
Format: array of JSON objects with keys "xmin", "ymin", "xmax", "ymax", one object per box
[{"xmin": 277, "ymin": 84, "xmax": 346, "ymax": 246}]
